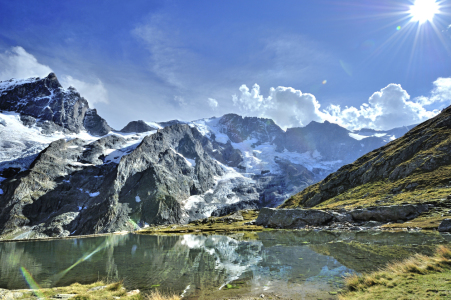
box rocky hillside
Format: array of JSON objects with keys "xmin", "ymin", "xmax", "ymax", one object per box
[
  {"xmin": 282, "ymin": 105, "xmax": 451, "ymax": 223},
  {"xmin": 0, "ymin": 73, "xmax": 414, "ymax": 238}
]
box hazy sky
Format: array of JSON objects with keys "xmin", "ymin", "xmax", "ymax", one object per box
[{"xmin": 0, "ymin": 0, "xmax": 450, "ymax": 130}]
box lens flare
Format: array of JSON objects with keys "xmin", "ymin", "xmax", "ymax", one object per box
[
  {"xmin": 322, "ymin": 80, "xmax": 327, "ymax": 84},
  {"xmin": 396, "ymin": 26, "xmax": 401, "ymax": 30},
  {"xmin": 409, "ymin": 0, "xmax": 440, "ymax": 24},
  {"xmin": 339, "ymin": 60, "xmax": 353, "ymax": 77},
  {"xmin": 20, "ymin": 267, "xmax": 46, "ymax": 298},
  {"xmin": 53, "ymin": 234, "xmax": 127, "ymax": 284}
]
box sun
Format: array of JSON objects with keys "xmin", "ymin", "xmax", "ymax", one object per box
[{"xmin": 409, "ymin": 0, "xmax": 440, "ymax": 24}]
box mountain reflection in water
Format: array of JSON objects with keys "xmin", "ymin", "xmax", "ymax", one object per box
[{"xmin": 1, "ymin": 230, "xmax": 450, "ymax": 299}]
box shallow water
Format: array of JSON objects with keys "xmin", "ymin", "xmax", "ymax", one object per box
[{"xmin": 0, "ymin": 230, "xmax": 450, "ymax": 299}]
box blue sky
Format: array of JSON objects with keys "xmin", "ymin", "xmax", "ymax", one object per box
[{"xmin": 0, "ymin": 0, "xmax": 450, "ymax": 130}]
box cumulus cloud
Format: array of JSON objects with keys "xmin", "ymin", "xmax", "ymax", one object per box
[
  {"xmin": 232, "ymin": 83, "xmax": 327, "ymax": 129},
  {"xmin": 326, "ymin": 84, "xmax": 438, "ymax": 130},
  {"xmin": 233, "ymin": 82, "xmax": 442, "ymax": 130},
  {"xmin": 0, "ymin": 46, "xmax": 53, "ymax": 80},
  {"xmin": 416, "ymin": 77, "xmax": 451, "ymax": 105},
  {"xmin": 60, "ymin": 76, "xmax": 109, "ymax": 107},
  {"xmin": 208, "ymin": 98, "xmax": 218, "ymax": 109}
]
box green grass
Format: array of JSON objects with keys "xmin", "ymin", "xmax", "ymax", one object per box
[
  {"xmin": 138, "ymin": 210, "xmax": 263, "ymax": 236},
  {"xmin": 340, "ymin": 246, "xmax": 451, "ymax": 300}
]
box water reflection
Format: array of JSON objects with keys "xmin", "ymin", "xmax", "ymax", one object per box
[{"xmin": 0, "ymin": 230, "xmax": 449, "ymax": 299}]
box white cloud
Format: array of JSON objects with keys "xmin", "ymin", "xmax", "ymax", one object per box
[
  {"xmin": 232, "ymin": 83, "xmax": 327, "ymax": 129},
  {"xmin": 233, "ymin": 82, "xmax": 441, "ymax": 130},
  {"xmin": 132, "ymin": 14, "xmax": 196, "ymax": 90},
  {"xmin": 0, "ymin": 46, "xmax": 53, "ymax": 80},
  {"xmin": 422, "ymin": 77, "xmax": 451, "ymax": 105},
  {"xmin": 173, "ymin": 95, "xmax": 187, "ymax": 107},
  {"xmin": 60, "ymin": 75, "xmax": 109, "ymax": 107},
  {"xmin": 326, "ymin": 84, "xmax": 438, "ymax": 130},
  {"xmin": 208, "ymin": 98, "xmax": 218, "ymax": 109}
]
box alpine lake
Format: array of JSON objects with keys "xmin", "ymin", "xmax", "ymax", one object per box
[{"xmin": 1, "ymin": 230, "xmax": 450, "ymax": 299}]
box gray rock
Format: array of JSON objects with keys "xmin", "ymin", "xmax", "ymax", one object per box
[
  {"xmin": 331, "ymin": 212, "xmax": 353, "ymax": 223},
  {"xmin": 256, "ymin": 207, "xmax": 333, "ymax": 228},
  {"xmin": 19, "ymin": 115, "xmax": 36, "ymax": 127},
  {"xmin": 120, "ymin": 120, "xmax": 157, "ymax": 133},
  {"xmin": 349, "ymin": 204, "xmax": 429, "ymax": 222},
  {"xmin": 438, "ymin": 219, "xmax": 451, "ymax": 232},
  {"xmin": 361, "ymin": 220, "xmax": 384, "ymax": 228},
  {"xmin": 83, "ymin": 109, "xmax": 112, "ymax": 136}
]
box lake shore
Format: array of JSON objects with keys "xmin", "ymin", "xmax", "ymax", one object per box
[
  {"xmin": 1, "ymin": 204, "xmax": 448, "ymax": 243},
  {"xmin": 340, "ymin": 245, "xmax": 451, "ymax": 299}
]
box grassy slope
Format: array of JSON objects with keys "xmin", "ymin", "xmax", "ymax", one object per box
[
  {"xmin": 281, "ymin": 106, "xmax": 451, "ymax": 228},
  {"xmin": 340, "ymin": 246, "xmax": 451, "ymax": 300}
]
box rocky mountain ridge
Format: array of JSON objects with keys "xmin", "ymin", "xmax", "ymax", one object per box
[
  {"xmin": 0, "ymin": 73, "xmax": 112, "ymax": 136},
  {"xmin": 0, "ymin": 73, "xmax": 413, "ymax": 238}
]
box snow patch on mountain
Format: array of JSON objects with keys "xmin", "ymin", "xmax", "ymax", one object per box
[
  {"xmin": 145, "ymin": 121, "xmax": 163, "ymax": 129},
  {"xmin": 0, "ymin": 110, "xmax": 157, "ymax": 173},
  {"xmin": 0, "ymin": 111, "xmax": 97, "ymax": 172},
  {"xmin": 191, "ymin": 117, "xmax": 230, "ymax": 143},
  {"xmin": 103, "ymin": 131, "xmax": 155, "ymax": 164},
  {"xmin": 0, "ymin": 77, "xmax": 40, "ymax": 94},
  {"xmin": 191, "ymin": 117, "xmax": 342, "ymax": 175},
  {"xmin": 348, "ymin": 133, "xmax": 368, "ymax": 140}
]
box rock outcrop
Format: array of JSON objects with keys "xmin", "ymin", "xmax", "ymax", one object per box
[
  {"xmin": 0, "ymin": 73, "xmax": 112, "ymax": 136},
  {"xmin": 438, "ymin": 219, "xmax": 451, "ymax": 232},
  {"xmin": 256, "ymin": 204, "xmax": 430, "ymax": 229},
  {"xmin": 120, "ymin": 120, "xmax": 158, "ymax": 133}
]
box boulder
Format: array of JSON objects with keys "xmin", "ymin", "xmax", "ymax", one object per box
[
  {"xmin": 256, "ymin": 207, "xmax": 333, "ymax": 228},
  {"xmin": 438, "ymin": 219, "xmax": 451, "ymax": 232},
  {"xmin": 349, "ymin": 204, "xmax": 429, "ymax": 222}
]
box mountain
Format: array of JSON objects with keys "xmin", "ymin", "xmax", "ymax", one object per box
[
  {"xmin": 281, "ymin": 105, "xmax": 451, "ymax": 225},
  {"xmin": 0, "ymin": 73, "xmax": 112, "ymax": 136},
  {"xmin": 0, "ymin": 73, "xmax": 412, "ymax": 238}
]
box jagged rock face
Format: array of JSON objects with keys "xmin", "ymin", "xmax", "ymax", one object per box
[
  {"xmin": 0, "ymin": 136, "xmax": 125, "ymax": 236},
  {"xmin": 0, "ymin": 124, "xmax": 262, "ymax": 237},
  {"xmin": 120, "ymin": 120, "xmax": 158, "ymax": 133},
  {"xmin": 280, "ymin": 121, "xmax": 385, "ymax": 163},
  {"xmin": 216, "ymin": 114, "xmax": 284, "ymax": 143},
  {"xmin": 282, "ymin": 105, "xmax": 451, "ymax": 209},
  {"xmin": 0, "ymin": 73, "xmax": 111, "ymax": 136},
  {"xmin": 83, "ymin": 109, "xmax": 112, "ymax": 136}
]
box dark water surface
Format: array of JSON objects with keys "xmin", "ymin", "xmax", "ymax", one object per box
[{"xmin": 1, "ymin": 230, "xmax": 450, "ymax": 299}]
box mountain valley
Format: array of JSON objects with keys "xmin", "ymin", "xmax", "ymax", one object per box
[{"xmin": 0, "ymin": 73, "xmax": 413, "ymax": 239}]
